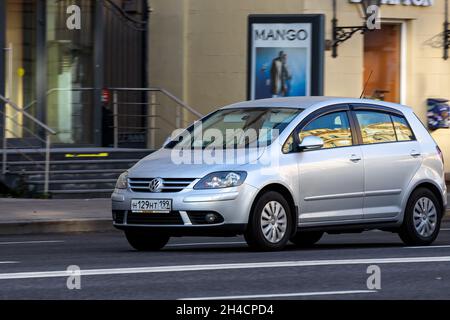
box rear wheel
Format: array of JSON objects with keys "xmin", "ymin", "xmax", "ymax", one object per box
[
  {"xmin": 398, "ymin": 188, "xmax": 442, "ymax": 246},
  {"xmin": 290, "ymin": 231, "xmax": 323, "ymax": 247},
  {"xmin": 125, "ymin": 231, "xmax": 170, "ymax": 251},
  {"xmin": 244, "ymin": 191, "xmax": 293, "ymax": 251}
]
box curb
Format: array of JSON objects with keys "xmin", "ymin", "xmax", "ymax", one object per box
[{"xmin": 0, "ymin": 218, "xmax": 114, "ymax": 235}]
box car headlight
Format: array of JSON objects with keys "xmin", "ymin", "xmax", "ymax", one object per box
[
  {"xmin": 115, "ymin": 172, "xmax": 129, "ymax": 189},
  {"xmin": 194, "ymin": 171, "xmax": 247, "ymax": 190}
]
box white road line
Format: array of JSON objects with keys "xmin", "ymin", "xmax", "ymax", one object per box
[
  {"xmin": 0, "ymin": 262, "xmax": 19, "ymax": 264},
  {"xmin": 1, "ymin": 256, "xmax": 450, "ymax": 280},
  {"xmin": 441, "ymin": 228, "xmax": 450, "ymax": 231},
  {"xmin": 405, "ymin": 245, "xmax": 450, "ymax": 249},
  {"xmin": 167, "ymin": 241, "xmax": 246, "ymax": 247},
  {"xmin": 180, "ymin": 290, "xmax": 378, "ymax": 300},
  {"xmin": 0, "ymin": 240, "xmax": 64, "ymax": 246}
]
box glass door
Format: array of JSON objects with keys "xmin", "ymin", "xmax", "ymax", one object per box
[{"xmin": 46, "ymin": 0, "xmax": 95, "ymax": 145}]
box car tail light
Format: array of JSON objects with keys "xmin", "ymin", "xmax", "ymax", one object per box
[{"xmin": 437, "ymin": 145, "xmax": 444, "ymax": 165}]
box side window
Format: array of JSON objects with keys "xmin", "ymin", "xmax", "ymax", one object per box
[
  {"xmin": 355, "ymin": 111, "xmax": 397, "ymax": 145},
  {"xmin": 299, "ymin": 112, "xmax": 353, "ymax": 149},
  {"xmin": 391, "ymin": 115, "xmax": 414, "ymax": 141}
]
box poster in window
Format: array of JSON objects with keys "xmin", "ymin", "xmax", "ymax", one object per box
[{"xmin": 248, "ymin": 15, "xmax": 324, "ymax": 100}]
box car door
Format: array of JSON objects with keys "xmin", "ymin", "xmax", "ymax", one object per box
[
  {"xmin": 294, "ymin": 106, "xmax": 364, "ymax": 224},
  {"xmin": 351, "ymin": 105, "xmax": 422, "ymax": 220}
]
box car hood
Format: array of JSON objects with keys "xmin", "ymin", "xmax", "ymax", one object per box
[{"xmin": 128, "ymin": 147, "xmax": 266, "ymax": 178}]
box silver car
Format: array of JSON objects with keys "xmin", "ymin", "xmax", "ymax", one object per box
[{"xmin": 112, "ymin": 97, "xmax": 447, "ymax": 251}]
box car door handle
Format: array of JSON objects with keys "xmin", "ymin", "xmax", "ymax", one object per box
[
  {"xmin": 410, "ymin": 150, "xmax": 421, "ymax": 157},
  {"xmin": 350, "ymin": 154, "xmax": 362, "ymax": 162}
]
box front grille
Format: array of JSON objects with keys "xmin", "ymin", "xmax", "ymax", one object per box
[
  {"xmin": 128, "ymin": 177, "xmax": 196, "ymax": 193},
  {"xmin": 126, "ymin": 211, "xmax": 184, "ymax": 225}
]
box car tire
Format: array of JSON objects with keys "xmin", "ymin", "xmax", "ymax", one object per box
[
  {"xmin": 290, "ymin": 231, "xmax": 323, "ymax": 247},
  {"xmin": 125, "ymin": 231, "xmax": 170, "ymax": 251},
  {"xmin": 398, "ymin": 188, "xmax": 442, "ymax": 246},
  {"xmin": 244, "ymin": 191, "xmax": 293, "ymax": 251}
]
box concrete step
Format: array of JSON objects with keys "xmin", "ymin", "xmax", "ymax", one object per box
[{"xmin": 1, "ymin": 148, "xmax": 155, "ymax": 199}]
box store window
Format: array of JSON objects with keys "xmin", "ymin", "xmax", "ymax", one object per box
[
  {"xmin": 4, "ymin": 0, "xmax": 37, "ymax": 139},
  {"xmin": 46, "ymin": 0, "xmax": 95, "ymax": 145}
]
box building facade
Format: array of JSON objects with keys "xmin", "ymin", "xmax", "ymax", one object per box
[
  {"xmin": 0, "ymin": 0, "xmax": 149, "ymax": 148},
  {"xmin": 148, "ymin": 0, "xmax": 450, "ymax": 170}
]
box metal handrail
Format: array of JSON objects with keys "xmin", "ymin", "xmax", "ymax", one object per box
[
  {"xmin": 0, "ymin": 94, "xmax": 56, "ymax": 194},
  {"xmin": 20, "ymin": 86, "xmax": 202, "ymax": 119},
  {"xmin": 108, "ymin": 87, "xmax": 203, "ymax": 149},
  {"xmin": 0, "ymin": 94, "xmax": 56, "ymax": 135},
  {"xmin": 108, "ymin": 87, "xmax": 203, "ymax": 118}
]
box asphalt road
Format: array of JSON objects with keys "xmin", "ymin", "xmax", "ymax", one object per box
[{"xmin": 1, "ymin": 223, "xmax": 450, "ymax": 300}]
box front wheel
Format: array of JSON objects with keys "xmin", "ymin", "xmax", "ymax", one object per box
[
  {"xmin": 125, "ymin": 231, "xmax": 170, "ymax": 251},
  {"xmin": 244, "ymin": 191, "xmax": 293, "ymax": 251},
  {"xmin": 398, "ymin": 188, "xmax": 442, "ymax": 246}
]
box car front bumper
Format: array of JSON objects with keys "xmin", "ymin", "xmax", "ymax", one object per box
[{"xmin": 111, "ymin": 183, "xmax": 259, "ymax": 236}]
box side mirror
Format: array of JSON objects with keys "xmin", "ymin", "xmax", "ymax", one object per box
[{"xmin": 298, "ymin": 136, "xmax": 324, "ymax": 151}]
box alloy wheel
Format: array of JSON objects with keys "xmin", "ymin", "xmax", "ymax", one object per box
[
  {"xmin": 260, "ymin": 201, "xmax": 288, "ymax": 243},
  {"xmin": 413, "ymin": 197, "xmax": 437, "ymax": 237}
]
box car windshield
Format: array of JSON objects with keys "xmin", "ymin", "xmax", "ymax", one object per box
[{"xmin": 165, "ymin": 107, "xmax": 302, "ymax": 149}]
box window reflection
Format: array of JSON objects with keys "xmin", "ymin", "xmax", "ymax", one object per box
[
  {"xmin": 356, "ymin": 111, "xmax": 397, "ymax": 144},
  {"xmin": 392, "ymin": 115, "xmax": 414, "ymax": 141},
  {"xmin": 299, "ymin": 112, "xmax": 353, "ymax": 149}
]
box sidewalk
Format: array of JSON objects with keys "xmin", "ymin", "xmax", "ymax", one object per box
[
  {"xmin": 0, "ymin": 197, "xmax": 449, "ymax": 235},
  {"xmin": 0, "ymin": 198, "xmax": 113, "ymax": 235}
]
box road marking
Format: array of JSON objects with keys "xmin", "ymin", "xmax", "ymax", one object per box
[
  {"xmin": 180, "ymin": 289, "xmax": 378, "ymax": 300},
  {"xmin": 167, "ymin": 241, "xmax": 246, "ymax": 247},
  {"xmin": 0, "ymin": 262, "xmax": 19, "ymax": 264},
  {"xmin": 0, "ymin": 240, "xmax": 64, "ymax": 246},
  {"xmin": 1, "ymin": 256, "xmax": 450, "ymax": 280},
  {"xmin": 441, "ymin": 228, "xmax": 450, "ymax": 231},
  {"xmin": 405, "ymin": 245, "xmax": 450, "ymax": 249}
]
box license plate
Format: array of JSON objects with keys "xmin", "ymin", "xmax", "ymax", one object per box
[{"xmin": 131, "ymin": 199, "xmax": 172, "ymax": 213}]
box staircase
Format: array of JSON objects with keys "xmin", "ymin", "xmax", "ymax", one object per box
[
  {"xmin": 0, "ymin": 87, "xmax": 201, "ymax": 199},
  {"xmin": 0, "ymin": 148, "xmax": 153, "ymax": 199}
]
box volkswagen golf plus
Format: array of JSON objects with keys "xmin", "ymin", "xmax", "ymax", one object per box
[{"xmin": 112, "ymin": 97, "xmax": 446, "ymax": 251}]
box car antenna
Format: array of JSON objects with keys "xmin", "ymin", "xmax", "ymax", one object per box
[{"xmin": 360, "ymin": 70, "xmax": 373, "ymax": 99}]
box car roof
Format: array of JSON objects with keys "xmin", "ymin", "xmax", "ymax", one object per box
[{"xmin": 221, "ymin": 97, "xmax": 412, "ymax": 113}]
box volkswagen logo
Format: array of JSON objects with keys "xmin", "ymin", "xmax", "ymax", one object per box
[{"xmin": 149, "ymin": 178, "xmax": 163, "ymax": 193}]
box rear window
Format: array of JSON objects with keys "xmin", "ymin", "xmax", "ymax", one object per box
[
  {"xmin": 355, "ymin": 110, "xmax": 415, "ymax": 145},
  {"xmin": 391, "ymin": 115, "xmax": 414, "ymax": 141},
  {"xmin": 355, "ymin": 111, "xmax": 397, "ymax": 144}
]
